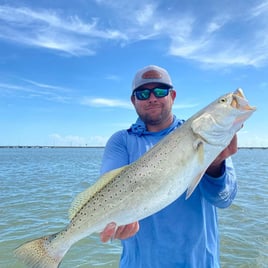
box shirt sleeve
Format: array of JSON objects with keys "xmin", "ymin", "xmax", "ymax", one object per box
[
  {"xmin": 199, "ymin": 157, "xmax": 237, "ymax": 208},
  {"xmin": 100, "ymin": 130, "xmax": 129, "ymax": 175}
]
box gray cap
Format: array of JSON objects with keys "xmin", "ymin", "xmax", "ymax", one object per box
[{"xmin": 132, "ymin": 65, "xmax": 173, "ymax": 92}]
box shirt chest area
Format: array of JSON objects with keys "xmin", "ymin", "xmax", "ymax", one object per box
[{"xmin": 127, "ymin": 135, "xmax": 163, "ymax": 163}]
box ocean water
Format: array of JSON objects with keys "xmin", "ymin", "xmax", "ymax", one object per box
[{"xmin": 0, "ymin": 148, "xmax": 267, "ymax": 267}]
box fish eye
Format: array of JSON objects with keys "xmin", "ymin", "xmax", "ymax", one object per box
[{"xmin": 219, "ymin": 98, "xmax": 227, "ymax": 103}]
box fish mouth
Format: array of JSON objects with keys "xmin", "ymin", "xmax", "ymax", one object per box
[{"xmin": 231, "ymin": 88, "xmax": 256, "ymax": 112}]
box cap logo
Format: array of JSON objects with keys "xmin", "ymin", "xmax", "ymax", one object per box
[{"xmin": 142, "ymin": 70, "xmax": 162, "ymax": 79}]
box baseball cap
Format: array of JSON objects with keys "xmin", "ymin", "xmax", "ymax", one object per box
[{"xmin": 132, "ymin": 65, "xmax": 173, "ymax": 92}]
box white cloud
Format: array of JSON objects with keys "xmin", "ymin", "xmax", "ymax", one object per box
[
  {"xmin": 87, "ymin": 135, "xmax": 108, "ymax": 146},
  {"xmin": 104, "ymin": 74, "xmax": 121, "ymax": 81},
  {"xmin": 172, "ymin": 103, "xmax": 199, "ymax": 110},
  {"xmin": 135, "ymin": 4, "xmax": 155, "ymax": 25},
  {"xmin": 238, "ymin": 133, "xmax": 268, "ymax": 148},
  {"xmin": 49, "ymin": 133, "xmax": 107, "ymax": 146},
  {"xmin": 22, "ymin": 79, "xmax": 69, "ymax": 92},
  {"xmin": 81, "ymin": 97, "xmax": 132, "ymax": 109},
  {"xmin": 167, "ymin": 3, "xmax": 268, "ymax": 68},
  {"xmin": 0, "ymin": 5, "xmax": 126, "ymax": 56},
  {"xmin": 0, "ymin": 79, "xmax": 71, "ymax": 102},
  {"xmin": 250, "ymin": 0, "xmax": 268, "ymax": 17},
  {"xmin": 1, "ymin": 2, "xmax": 268, "ymax": 66}
]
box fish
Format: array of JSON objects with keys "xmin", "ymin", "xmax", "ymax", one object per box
[{"xmin": 14, "ymin": 88, "xmax": 256, "ymax": 268}]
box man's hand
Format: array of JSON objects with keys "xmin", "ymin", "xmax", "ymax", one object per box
[
  {"xmin": 100, "ymin": 222, "xmax": 139, "ymax": 243},
  {"xmin": 206, "ymin": 134, "xmax": 238, "ymax": 177}
]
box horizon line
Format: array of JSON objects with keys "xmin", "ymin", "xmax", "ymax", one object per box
[{"xmin": 0, "ymin": 145, "xmax": 267, "ymax": 149}]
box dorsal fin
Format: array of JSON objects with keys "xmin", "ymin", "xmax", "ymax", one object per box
[{"xmin": 68, "ymin": 166, "xmax": 127, "ymax": 220}]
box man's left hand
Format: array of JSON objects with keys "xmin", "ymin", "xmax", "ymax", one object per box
[{"xmin": 206, "ymin": 134, "xmax": 238, "ymax": 177}]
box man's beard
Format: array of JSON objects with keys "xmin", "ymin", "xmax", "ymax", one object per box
[{"xmin": 138, "ymin": 108, "xmax": 171, "ymax": 126}]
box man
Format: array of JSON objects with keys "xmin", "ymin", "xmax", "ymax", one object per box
[{"xmin": 99, "ymin": 65, "xmax": 237, "ymax": 267}]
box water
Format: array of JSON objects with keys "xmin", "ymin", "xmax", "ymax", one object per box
[
  {"xmin": 219, "ymin": 149, "xmax": 268, "ymax": 267},
  {"xmin": 0, "ymin": 148, "xmax": 267, "ymax": 267}
]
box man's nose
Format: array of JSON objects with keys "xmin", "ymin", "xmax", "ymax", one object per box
[{"xmin": 148, "ymin": 92, "xmax": 158, "ymax": 102}]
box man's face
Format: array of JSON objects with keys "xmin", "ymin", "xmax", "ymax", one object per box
[{"xmin": 131, "ymin": 83, "xmax": 176, "ymax": 128}]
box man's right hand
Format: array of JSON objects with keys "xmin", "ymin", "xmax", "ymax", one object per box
[{"xmin": 100, "ymin": 222, "xmax": 139, "ymax": 242}]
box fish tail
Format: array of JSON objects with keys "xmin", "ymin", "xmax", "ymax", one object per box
[{"xmin": 14, "ymin": 232, "xmax": 69, "ymax": 268}]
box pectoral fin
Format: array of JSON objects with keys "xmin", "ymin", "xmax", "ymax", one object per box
[{"xmin": 193, "ymin": 138, "xmax": 204, "ymax": 164}]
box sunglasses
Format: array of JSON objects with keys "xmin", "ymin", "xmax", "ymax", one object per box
[{"xmin": 133, "ymin": 87, "xmax": 171, "ymax": 100}]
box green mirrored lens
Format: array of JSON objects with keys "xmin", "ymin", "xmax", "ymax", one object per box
[
  {"xmin": 136, "ymin": 89, "xmax": 150, "ymax": 100},
  {"xmin": 134, "ymin": 87, "xmax": 170, "ymax": 100},
  {"xmin": 154, "ymin": 88, "xmax": 169, "ymax": 97}
]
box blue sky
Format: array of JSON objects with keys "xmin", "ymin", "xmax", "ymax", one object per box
[{"xmin": 0, "ymin": 0, "xmax": 267, "ymax": 147}]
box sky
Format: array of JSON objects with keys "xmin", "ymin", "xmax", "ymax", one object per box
[{"xmin": 0, "ymin": 0, "xmax": 267, "ymax": 147}]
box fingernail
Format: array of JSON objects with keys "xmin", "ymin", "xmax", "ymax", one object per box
[{"xmin": 106, "ymin": 222, "xmax": 116, "ymax": 231}]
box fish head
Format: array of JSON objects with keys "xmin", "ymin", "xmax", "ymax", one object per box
[
  {"xmin": 229, "ymin": 88, "xmax": 256, "ymax": 126},
  {"xmin": 191, "ymin": 88, "xmax": 256, "ymax": 146},
  {"xmin": 216, "ymin": 88, "xmax": 256, "ymax": 131}
]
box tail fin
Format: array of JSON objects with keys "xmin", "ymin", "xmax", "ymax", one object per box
[{"xmin": 14, "ymin": 232, "xmax": 69, "ymax": 268}]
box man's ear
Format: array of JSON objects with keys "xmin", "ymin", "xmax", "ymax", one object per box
[
  {"xmin": 170, "ymin": 89, "xmax": 176, "ymax": 100},
  {"xmin": 131, "ymin": 95, "xmax": 136, "ymax": 105}
]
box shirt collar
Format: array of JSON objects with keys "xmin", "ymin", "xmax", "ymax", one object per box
[{"xmin": 128, "ymin": 115, "xmax": 184, "ymax": 136}]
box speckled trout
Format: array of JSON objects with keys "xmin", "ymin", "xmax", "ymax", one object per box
[{"xmin": 15, "ymin": 88, "xmax": 255, "ymax": 267}]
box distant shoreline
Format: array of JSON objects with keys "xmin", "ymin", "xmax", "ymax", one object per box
[{"xmin": 0, "ymin": 146, "xmax": 267, "ymax": 149}]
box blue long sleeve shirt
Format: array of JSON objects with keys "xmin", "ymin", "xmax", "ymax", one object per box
[{"xmin": 100, "ymin": 116, "xmax": 237, "ymax": 268}]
